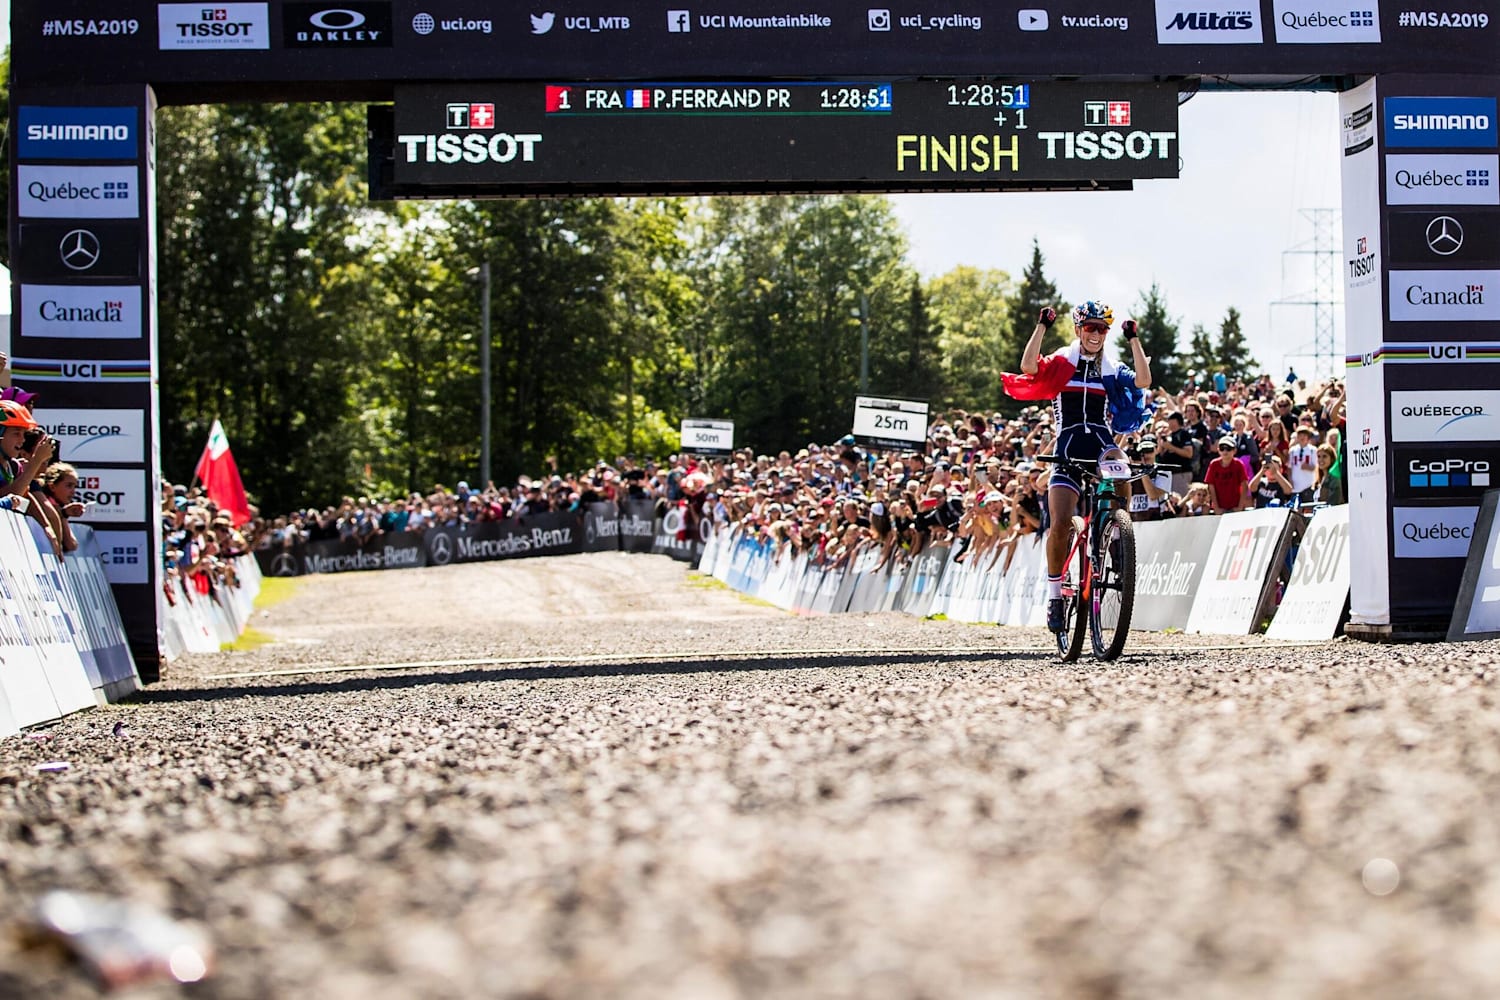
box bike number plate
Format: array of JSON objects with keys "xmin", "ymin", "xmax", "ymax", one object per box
[{"xmin": 1098, "ymin": 458, "xmax": 1132, "ymax": 480}]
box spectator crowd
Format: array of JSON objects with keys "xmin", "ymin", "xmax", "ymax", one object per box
[
  {"xmin": 2, "ymin": 349, "xmax": 1348, "ymax": 591},
  {"xmin": 236, "ymin": 369, "xmax": 1349, "ymax": 575}
]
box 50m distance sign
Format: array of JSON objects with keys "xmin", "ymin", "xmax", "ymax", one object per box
[{"xmin": 391, "ymin": 80, "xmax": 1180, "ymax": 191}]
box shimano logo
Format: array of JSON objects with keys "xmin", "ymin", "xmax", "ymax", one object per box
[
  {"xmin": 25, "ymin": 123, "xmax": 130, "ymax": 143},
  {"xmin": 1394, "ymin": 113, "xmax": 1492, "ymax": 132}
]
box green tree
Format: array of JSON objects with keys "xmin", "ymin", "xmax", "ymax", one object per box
[
  {"xmin": 1213, "ymin": 306, "xmax": 1259, "ymax": 385},
  {"xmin": 156, "ymin": 103, "xmax": 378, "ymax": 513},
  {"xmin": 1002, "ymin": 239, "xmax": 1065, "ymax": 377},
  {"xmin": 926, "ymin": 265, "xmax": 1013, "ymax": 411},
  {"xmin": 693, "ymin": 195, "xmax": 915, "ymax": 451},
  {"xmin": 1121, "ymin": 282, "xmax": 1188, "ymax": 394},
  {"xmin": 1186, "ymin": 323, "xmax": 1217, "ymax": 389}
]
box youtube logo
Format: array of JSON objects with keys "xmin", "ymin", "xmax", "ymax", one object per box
[{"xmin": 1019, "ymin": 8, "xmax": 1048, "ymax": 30}]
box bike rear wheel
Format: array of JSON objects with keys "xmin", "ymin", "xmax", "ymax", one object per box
[
  {"xmin": 1056, "ymin": 516, "xmax": 1088, "ymax": 662},
  {"xmin": 1089, "ymin": 508, "xmax": 1136, "ymax": 660}
]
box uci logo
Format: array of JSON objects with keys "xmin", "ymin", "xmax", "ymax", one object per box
[{"xmin": 1431, "ymin": 344, "xmax": 1466, "ymax": 359}]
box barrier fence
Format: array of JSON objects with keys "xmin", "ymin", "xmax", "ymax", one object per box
[
  {"xmin": 2, "ymin": 500, "xmax": 1352, "ymax": 740},
  {"xmin": 698, "ymin": 506, "xmax": 1352, "ymax": 639}
]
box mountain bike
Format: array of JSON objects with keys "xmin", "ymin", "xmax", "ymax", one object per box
[{"xmin": 1037, "ymin": 454, "xmax": 1139, "ymax": 662}]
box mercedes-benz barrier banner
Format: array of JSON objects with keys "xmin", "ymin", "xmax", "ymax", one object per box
[
  {"xmin": 13, "ymin": 3, "xmax": 1497, "ymax": 91},
  {"xmin": 383, "ymin": 81, "xmax": 1179, "ymax": 196}
]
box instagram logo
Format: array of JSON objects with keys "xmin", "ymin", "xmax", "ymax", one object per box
[{"xmin": 868, "ymin": 8, "xmax": 891, "ymax": 30}]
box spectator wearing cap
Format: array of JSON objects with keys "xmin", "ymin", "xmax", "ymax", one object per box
[
  {"xmin": 1205, "ymin": 437, "xmax": 1250, "ymax": 514},
  {"xmin": 1158, "ymin": 412, "xmax": 1197, "ymax": 496},
  {"xmin": 1249, "ymin": 453, "xmax": 1294, "ymax": 509},
  {"xmin": 1128, "ymin": 436, "xmax": 1177, "ymax": 522}
]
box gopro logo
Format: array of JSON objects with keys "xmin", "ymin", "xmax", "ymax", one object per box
[{"xmin": 1019, "ymin": 8, "xmax": 1049, "ymax": 30}]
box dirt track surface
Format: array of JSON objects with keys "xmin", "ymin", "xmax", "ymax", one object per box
[{"xmin": 5, "ymin": 552, "xmax": 1500, "ymax": 999}]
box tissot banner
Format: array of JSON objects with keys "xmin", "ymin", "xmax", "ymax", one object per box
[{"xmin": 1266, "ymin": 506, "xmax": 1351, "ymax": 640}]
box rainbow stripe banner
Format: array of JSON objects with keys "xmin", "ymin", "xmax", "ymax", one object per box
[{"xmin": 1346, "ymin": 344, "xmax": 1500, "ymax": 368}]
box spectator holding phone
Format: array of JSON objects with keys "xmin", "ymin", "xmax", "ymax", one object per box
[{"xmin": 1249, "ymin": 454, "xmax": 1294, "ymax": 508}]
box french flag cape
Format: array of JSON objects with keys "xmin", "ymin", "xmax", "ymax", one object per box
[{"xmin": 1001, "ymin": 343, "xmax": 1150, "ymax": 434}]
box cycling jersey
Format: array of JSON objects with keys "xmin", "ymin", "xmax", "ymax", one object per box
[{"xmin": 1002, "ymin": 342, "xmax": 1148, "ymax": 435}]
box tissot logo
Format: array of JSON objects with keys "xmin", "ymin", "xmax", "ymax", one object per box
[
  {"xmin": 1272, "ymin": 2, "xmax": 1381, "ymax": 44},
  {"xmin": 283, "ymin": 3, "xmax": 392, "ymax": 47},
  {"xmin": 71, "ymin": 467, "xmax": 147, "ymax": 523},
  {"xmin": 17, "ymin": 106, "xmax": 137, "ymax": 160},
  {"xmin": 157, "ymin": 3, "xmax": 269, "ymax": 49},
  {"xmin": 1155, "ymin": 0, "xmax": 1263, "ymax": 43},
  {"xmin": 1083, "ymin": 101, "xmax": 1132, "ymax": 127},
  {"xmin": 1346, "ymin": 233, "xmax": 1377, "ymax": 287},
  {"xmin": 397, "ymin": 105, "xmax": 542, "ymax": 164}
]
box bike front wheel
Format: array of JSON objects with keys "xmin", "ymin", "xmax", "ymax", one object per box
[{"xmin": 1089, "ymin": 508, "xmax": 1136, "ymax": 661}]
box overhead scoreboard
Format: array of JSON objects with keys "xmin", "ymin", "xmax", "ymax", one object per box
[{"xmin": 378, "ymin": 80, "xmax": 1180, "ymax": 198}]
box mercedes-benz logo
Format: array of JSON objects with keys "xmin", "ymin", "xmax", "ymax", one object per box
[
  {"xmin": 428, "ymin": 532, "xmax": 453, "ymax": 566},
  {"xmin": 584, "ymin": 517, "xmax": 597, "ymax": 546},
  {"xmin": 270, "ymin": 551, "xmax": 298, "ymax": 577},
  {"xmin": 59, "ymin": 229, "xmax": 101, "ymax": 271},
  {"xmin": 1426, "ymin": 216, "xmax": 1465, "ymax": 257}
]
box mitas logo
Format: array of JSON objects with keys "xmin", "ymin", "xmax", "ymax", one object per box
[{"xmin": 1155, "ymin": 0, "xmax": 1263, "ymax": 42}]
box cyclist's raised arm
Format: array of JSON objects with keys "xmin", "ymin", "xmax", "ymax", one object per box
[
  {"xmin": 1021, "ymin": 307, "xmax": 1056, "ymax": 375},
  {"xmin": 1122, "ymin": 320, "xmax": 1152, "ymax": 388}
]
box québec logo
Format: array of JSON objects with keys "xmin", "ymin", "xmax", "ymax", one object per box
[{"xmin": 530, "ymin": 12, "xmax": 554, "ymax": 33}]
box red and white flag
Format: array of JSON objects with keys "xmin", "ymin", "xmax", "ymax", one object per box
[{"xmin": 193, "ymin": 419, "xmax": 252, "ymax": 526}]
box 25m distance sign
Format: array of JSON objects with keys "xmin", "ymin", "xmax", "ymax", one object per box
[{"xmin": 391, "ymin": 80, "xmax": 1180, "ymax": 192}]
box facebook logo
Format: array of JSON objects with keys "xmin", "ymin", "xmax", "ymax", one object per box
[{"xmin": 667, "ymin": 9, "xmax": 690, "ymax": 31}]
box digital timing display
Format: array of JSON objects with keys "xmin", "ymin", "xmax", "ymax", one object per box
[{"xmin": 383, "ymin": 80, "xmax": 1180, "ymax": 197}]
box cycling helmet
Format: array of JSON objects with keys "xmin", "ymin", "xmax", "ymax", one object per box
[
  {"xmin": 0, "ymin": 400, "xmax": 38, "ymax": 431},
  {"xmin": 1071, "ymin": 301, "xmax": 1114, "ymax": 328}
]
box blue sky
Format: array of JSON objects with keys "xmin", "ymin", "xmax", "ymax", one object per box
[{"xmin": 2, "ymin": 5, "xmax": 1345, "ymax": 377}]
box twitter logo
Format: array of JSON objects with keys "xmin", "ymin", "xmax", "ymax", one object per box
[{"xmin": 530, "ymin": 12, "xmax": 555, "ymax": 33}]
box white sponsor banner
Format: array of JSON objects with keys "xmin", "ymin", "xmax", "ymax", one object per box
[
  {"xmin": 852, "ymin": 395, "xmax": 929, "ymax": 448},
  {"xmin": 1394, "ymin": 505, "xmax": 1478, "ymax": 559},
  {"xmin": 17, "ymin": 165, "xmax": 140, "ymax": 219},
  {"xmin": 36, "ymin": 409, "xmax": 146, "ymax": 463},
  {"xmin": 1272, "ymin": 1, "xmax": 1382, "ymax": 43},
  {"xmin": 1385, "ymin": 155, "xmax": 1499, "ymax": 206},
  {"xmin": 680, "ymin": 418, "xmax": 734, "ymax": 453},
  {"xmin": 1389, "ymin": 390, "xmax": 1500, "ymax": 442},
  {"xmin": 1154, "ymin": 0, "xmax": 1263, "ymax": 43},
  {"xmin": 19, "ymin": 284, "xmax": 142, "ymax": 340},
  {"xmin": 1267, "ymin": 506, "xmax": 1351, "ymax": 640},
  {"xmin": 94, "ymin": 530, "xmax": 151, "ymax": 585},
  {"xmin": 1185, "ymin": 508, "xmax": 1293, "ymax": 635},
  {"xmin": 158, "ymin": 3, "xmax": 270, "ymax": 49},
  {"xmin": 72, "ymin": 467, "xmax": 148, "ymax": 523},
  {"xmin": 1389, "ymin": 269, "xmax": 1500, "ymax": 322},
  {"xmin": 1340, "ymin": 80, "xmax": 1389, "ymax": 626}
]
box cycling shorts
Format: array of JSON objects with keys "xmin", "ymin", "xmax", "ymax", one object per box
[{"xmin": 1048, "ymin": 425, "xmax": 1117, "ymax": 496}]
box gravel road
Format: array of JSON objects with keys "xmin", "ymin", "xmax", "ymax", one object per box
[{"xmin": 5, "ymin": 551, "xmax": 1500, "ymax": 999}]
